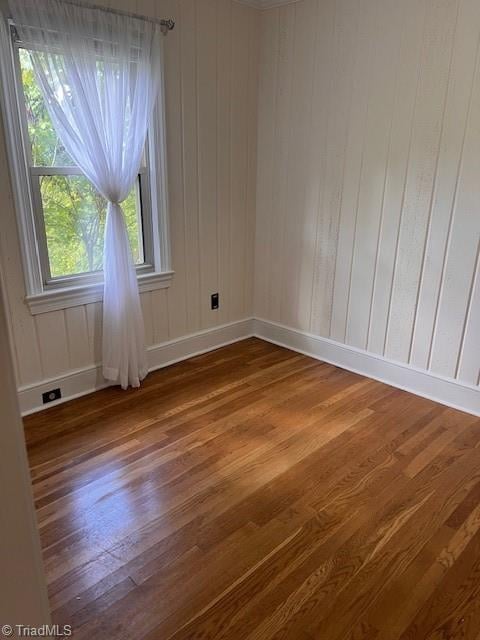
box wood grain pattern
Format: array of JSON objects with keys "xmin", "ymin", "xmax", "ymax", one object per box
[{"xmin": 24, "ymin": 338, "xmax": 480, "ymax": 639}]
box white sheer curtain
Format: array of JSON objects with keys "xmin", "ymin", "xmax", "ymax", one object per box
[{"xmin": 10, "ymin": 0, "xmax": 162, "ymax": 388}]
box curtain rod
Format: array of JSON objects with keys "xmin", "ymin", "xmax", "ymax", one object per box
[{"xmin": 43, "ymin": 0, "xmax": 175, "ymax": 34}]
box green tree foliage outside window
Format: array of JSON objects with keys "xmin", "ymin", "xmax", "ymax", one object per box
[{"xmin": 19, "ymin": 49, "xmax": 143, "ymax": 279}]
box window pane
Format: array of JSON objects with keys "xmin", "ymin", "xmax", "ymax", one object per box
[
  {"xmin": 39, "ymin": 175, "xmax": 144, "ymax": 278},
  {"xmin": 19, "ymin": 47, "xmax": 75, "ymax": 167}
]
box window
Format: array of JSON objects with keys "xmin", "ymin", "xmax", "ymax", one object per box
[
  {"xmin": 0, "ymin": 20, "xmax": 172, "ymax": 313},
  {"xmin": 19, "ymin": 47, "xmax": 151, "ymax": 281}
]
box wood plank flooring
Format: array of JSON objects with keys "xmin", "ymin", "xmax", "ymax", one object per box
[{"xmin": 23, "ymin": 338, "xmax": 480, "ymax": 639}]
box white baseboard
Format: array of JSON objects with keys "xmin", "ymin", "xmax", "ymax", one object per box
[
  {"xmin": 19, "ymin": 318, "xmax": 255, "ymax": 415},
  {"xmin": 19, "ymin": 316, "xmax": 480, "ymax": 417},
  {"xmin": 254, "ymin": 318, "xmax": 480, "ymax": 417}
]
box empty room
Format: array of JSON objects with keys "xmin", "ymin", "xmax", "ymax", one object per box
[{"xmin": 1, "ymin": 0, "xmax": 480, "ymax": 638}]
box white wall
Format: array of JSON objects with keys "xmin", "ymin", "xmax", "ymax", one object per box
[
  {"xmin": 2, "ymin": 0, "xmax": 480, "ymax": 411},
  {"xmin": 0, "ymin": 277, "xmax": 50, "ymax": 628},
  {"xmin": 0, "ymin": 0, "xmax": 259, "ymax": 392},
  {"xmin": 254, "ymin": 0, "xmax": 480, "ymax": 390}
]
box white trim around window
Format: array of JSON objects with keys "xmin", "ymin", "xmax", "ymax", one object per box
[
  {"xmin": 0, "ymin": 14, "xmax": 173, "ymax": 315},
  {"xmin": 25, "ymin": 269, "xmax": 175, "ymax": 314}
]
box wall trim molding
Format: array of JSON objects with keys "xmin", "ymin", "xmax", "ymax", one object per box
[
  {"xmin": 234, "ymin": 0, "xmax": 301, "ymax": 10},
  {"xmin": 254, "ymin": 318, "xmax": 480, "ymax": 417},
  {"xmin": 19, "ymin": 318, "xmax": 255, "ymax": 415},
  {"xmin": 18, "ymin": 317, "xmax": 480, "ymax": 417},
  {"xmin": 26, "ymin": 271, "xmax": 174, "ymax": 315}
]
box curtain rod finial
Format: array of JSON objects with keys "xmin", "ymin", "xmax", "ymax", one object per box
[{"xmin": 160, "ymin": 19, "xmax": 175, "ymax": 35}]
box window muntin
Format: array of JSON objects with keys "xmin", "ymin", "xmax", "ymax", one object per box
[{"xmin": 16, "ymin": 45, "xmax": 151, "ymax": 284}]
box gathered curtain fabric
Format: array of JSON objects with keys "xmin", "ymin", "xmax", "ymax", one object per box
[{"xmin": 10, "ymin": 0, "xmax": 162, "ymax": 388}]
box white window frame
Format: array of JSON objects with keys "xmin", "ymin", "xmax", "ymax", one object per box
[{"xmin": 0, "ymin": 15, "xmax": 173, "ymax": 315}]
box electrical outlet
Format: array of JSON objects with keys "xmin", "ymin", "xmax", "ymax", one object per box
[
  {"xmin": 211, "ymin": 293, "xmax": 219, "ymax": 310},
  {"xmin": 42, "ymin": 388, "xmax": 61, "ymax": 404}
]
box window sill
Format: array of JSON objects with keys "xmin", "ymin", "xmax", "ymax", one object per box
[{"xmin": 25, "ymin": 270, "xmax": 174, "ymax": 315}]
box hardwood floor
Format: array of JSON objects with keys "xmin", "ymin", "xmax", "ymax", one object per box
[{"xmin": 23, "ymin": 337, "xmax": 480, "ymax": 639}]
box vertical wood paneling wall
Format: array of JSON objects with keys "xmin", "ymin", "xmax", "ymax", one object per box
[
  {"xmin": 2, "ymin": 0, "xmax": 479, "ymax": 396},
  {"xmin": 254, "ymin": 0, "xmax": 480, "ymax": 389},
  {"xmin": 0, "ymin": 0, "xmax": 259, "ymax": 388}
]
